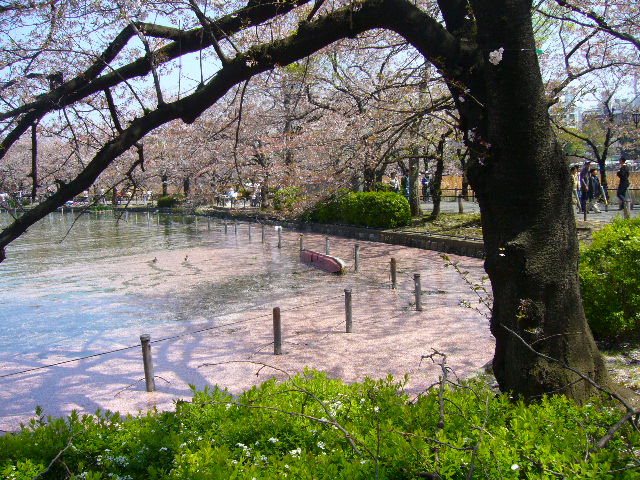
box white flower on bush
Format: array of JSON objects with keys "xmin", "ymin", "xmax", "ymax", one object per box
[
  {"xmin": 488, "ymin": 47, "xmax": 505, "ymax": 65},
  {"xmin": 236, "ymin": 442, "xmax": 252, "ymax": 456},
  {"xmin": 328, "ymin": 401, "xmax": 343, "ymax": 416},
  {"xmin": 268, "ymin": 437, "xmax": 279, "ymax": 443},
  {"xmin": 317, "ymin": 441, "xmax": 325, "ymax": 450},
  {"xmin": 511, "ymin": 464, "xmax": 519, "ymax": 471},
  {"xmin": 109, "ymin": 455, "xmax": 129, "ymax": 467},
  {"xmin": 290, "ymin": 448, "xmax": 302, "ymax": 457}
]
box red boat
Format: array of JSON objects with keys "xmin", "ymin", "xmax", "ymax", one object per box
[{"xmin": 300, "ymin": 249, "xmax": 346, "ymax": 274}]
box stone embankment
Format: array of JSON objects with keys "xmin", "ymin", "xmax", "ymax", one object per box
[{"xmin": 144, "ymin": 206, "xmax": 486, "ymax": 259}]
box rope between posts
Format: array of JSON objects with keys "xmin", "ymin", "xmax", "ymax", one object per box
[
  {"xmin": 0, "ymin": 293, "xmax": 345, "ymax": 380},
  {"xmin": 0, "ymin": 345, "xmax": 140, "ymax": 379}
]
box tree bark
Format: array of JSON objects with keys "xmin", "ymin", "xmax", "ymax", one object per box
[
  {"xmin": 459, "ymin": 149, "xmax": 469, "ymax": 200},
  {"xmin": 429, "ymin": 134, "xmax": 447, "ymax": 220},
  {"xmin": 409, "ymin": 154, "xmax": 422, "ymax": 216},
  {"xmin": 161, "ymin": 173, "xmax": 169, "ymax": 196},
  {"xmin": 464, "ymin": 0, "xmax": 616, "ymax": 400},
  {"xmin": 30, "ymin": 123, "xmax": 38, "ymax": 203}
]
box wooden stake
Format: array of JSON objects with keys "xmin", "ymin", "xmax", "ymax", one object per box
[
  {"xmin": 390, "ymin": 258, "xmax": 397, "ymax": 289},
  {"xmin": 273, "ymin": 307, "xmax": 282, "ymax": 355},
  {"xmin": 414, "ymin": 273, "xmax": 423, "ymax": 311},
  {"xmin": 345, "ymin": 289, "xmax": 353, "ymax": 333},
  {"xmin": 139, "ymin": 334, "xmax": 156, "ymax": 392}
]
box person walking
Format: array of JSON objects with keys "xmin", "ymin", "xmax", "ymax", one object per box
[
  {"xmin": 570, "ymin": 165, "xmax": 581, "ymax": 213},
  {"xmin": 616, "ymin": 156, "xmax": 630, "ymax": 210},
  {"xmin": 586, "ymin": 166, "xmax": 602, "ymax": 213},
  {"xmin": 389, "ymin": 172, "xmax": 400, "ymax": 193},
  {"xmin": 421, "ymin": 172, "xmax": 430, "ymax": 201},
  {"xmin": 579, "ymin": 160, "xmax": 591, "ymax": 214}
]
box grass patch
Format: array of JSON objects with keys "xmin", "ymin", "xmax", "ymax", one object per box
[{"xmin": 399, "ymin": 213, "xmax": 483, "ymax": 238}]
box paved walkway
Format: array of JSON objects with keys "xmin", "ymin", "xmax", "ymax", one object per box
[{"xmin": 419, "ymin": 199, "xmax": 639, "ymax": 222}]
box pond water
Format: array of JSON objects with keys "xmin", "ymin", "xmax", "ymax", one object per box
[
  {"xmin": 0, "ymin": 209, "xmax": 493, "ymax": 431},
  {"xmin": 0, "ymin": 210, "xmax": 337, "ymax": 360}
]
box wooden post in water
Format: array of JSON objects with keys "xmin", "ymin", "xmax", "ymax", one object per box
[
  {"xmin": 248, "ymin": 224, "xmax": 252, "ymax": 240},
  {"xmin": 354, "ymin": 244, "xmax": 360, "ymax": 273},
  {"xmin": 345, "ymin": 289, "xmax": 353, "ymax": 333},
  {"xmin": 224, "ymin": 220, "xmax": 228, "ymax": 234},
  {"xmin": 457, "ymin": 194, "xmax": 464, "ymax": 214},
  {"xmin": 234, "ymin": 222, "xmax": 238, "ymax": 235},
  {"xmin": 325, "ymin": 237, "xmax": 330, "ymax": 255},
  {"xmin": 277, "ymin": 227, "xmax": 282, "ymax": 248},
  {"xmin": 139, "ymin": 334, "xmax": 156, "ymax": 392},
  {"xmin": 207, "ymin": 217, "xmax": 211, "ymax": 230},
  {"xmin": 147, "ymin": 211, "xmax": 151, "ymax": 227},
  {"xmin": 390, "ymin": 258, "xmax": 397, "ymax": 289},
  {"xmin": 273, "ymin": 307, "xmax": 282, "ymax": 355},
  {"xmin": 261, "ymin": 224, "xmax": 266, "ymax": 243},
  {"xmin": 414, "ymin": 273, "xmax": 423, "ymax": 311},
  {"xmin": 299, "ymin": 234, "xmax": 304, "ymax": 251},
  {"xmin": 195, "ymin": 216, "xmax": 198, "ymax": 228}
]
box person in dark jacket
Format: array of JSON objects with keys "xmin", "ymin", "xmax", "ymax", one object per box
[
  {"xmin": 586, "ymin": 166, "xmax": 602, "ymax": 213},
  {"xmin": 616, "ymin": 156, "xmax": 630, "ymax": 210},
  {"xmin": 421, "ymin": 172, "xmax": 430, "ymax": 201}
]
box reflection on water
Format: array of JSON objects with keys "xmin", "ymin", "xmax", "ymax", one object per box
[{"xmin": 0, "ymin": 210, "xmax": 319, "ymax": 358}]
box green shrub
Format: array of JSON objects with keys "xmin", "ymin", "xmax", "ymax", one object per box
[
  {"xmin": 1, "ymin": 372, "xmax": 637, "ymax": 479},
  {"xmin": 272, "ymin": 186, "xmax": 303, "ymax": 212},
  {"xmin": 579, "ymin": 218, "xmax": 640, "ymax": 339},
  {"xmin": 306, "ymin": 191, "xmax": 411, "ymax": 228},
  {"xmin": 371, "ymin": 182, "xmax": 394, "ymax": 192},
  {"xmin": 156, "ymin": 195, "xmax": 181, "ymax": 208}
]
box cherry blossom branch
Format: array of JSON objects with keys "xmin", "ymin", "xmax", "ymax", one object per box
[{"xmin": 552, "ymin": 0, "xmax": 640, "ymax": 51}]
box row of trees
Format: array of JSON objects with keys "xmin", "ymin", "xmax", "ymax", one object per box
[
  {"xmin": 1, "ymin": 4, "xmax": 636, "ymax": 212},
  {"xmin": 1, "ymin": 0, "xmax": 639, "ymax": 403}
]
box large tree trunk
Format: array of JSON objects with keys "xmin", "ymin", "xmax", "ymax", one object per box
[{"xmin": 466, "ymin": 0, "xmax": 615, "ymax": 400}]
